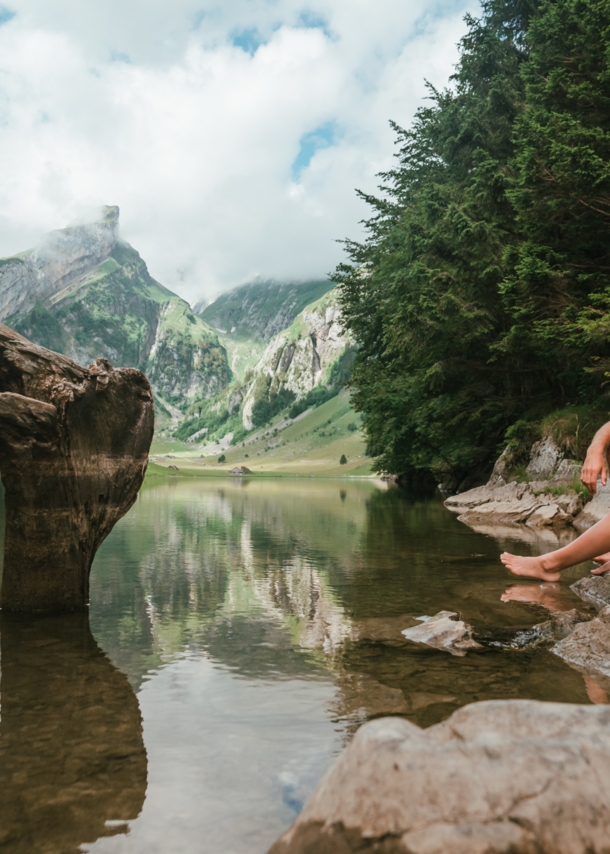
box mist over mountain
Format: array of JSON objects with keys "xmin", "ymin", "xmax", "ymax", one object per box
[
  {"xmin": 199, "ymin": 278, "xmax": 334, "ymax": 341},
  {"xmin": 0, "ymin": 210, "xmax": 357, "ymax": 457},
  {"xmin": 0, "ymin": 207, "xmax": 230, "ymax": 414}
]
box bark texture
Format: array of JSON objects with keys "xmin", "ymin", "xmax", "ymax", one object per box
[{"xmin": 0, "ymin": 323, "xmax": 154, "ymax": 611}]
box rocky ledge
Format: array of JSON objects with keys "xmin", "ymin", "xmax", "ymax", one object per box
[
  {"xmin": 444, "ymin": 436, "xmax": 610, "ymax": 530},
  {"xmin": 269, "ymin": 699, "xmax": 610, "ymax": 854}
]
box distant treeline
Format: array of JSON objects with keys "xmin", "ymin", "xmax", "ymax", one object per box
[{"xmin": 334, "ymin": 0, "xmax": 610, "ymax": 486}]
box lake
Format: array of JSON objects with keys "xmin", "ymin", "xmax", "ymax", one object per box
[{"xmin": 0, "ymin": 476, "xmax": 596, "ymax": 853}]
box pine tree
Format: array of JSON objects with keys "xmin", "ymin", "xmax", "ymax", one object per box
[{"xmin": 335, "ymin": 0, "xmax": 537, "ymax": 482}]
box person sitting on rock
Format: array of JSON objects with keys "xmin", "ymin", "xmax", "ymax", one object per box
[{"xmin": 501, "ymin": 421, "xmax": 610, "ymax": 581}]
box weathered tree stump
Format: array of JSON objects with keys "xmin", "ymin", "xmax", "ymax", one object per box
[{"xmin": 0, "ymin": 324, "xmax": 154, "ymax": 611}]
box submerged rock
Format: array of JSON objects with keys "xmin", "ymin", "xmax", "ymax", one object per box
[
  {"xmin": 0, "ymin": 324, "xmax": 154, "ymax": 611},
  {"xmin": 268, "ymin": 700, "xmax": 610, "ymax": 854},
  {"xmin": 401, "ymin": 611, "xmax": 482, "ymax": 656},
  {"xmin": 504, "ymin": 609, "xmax": 590, "ymax": 649}
]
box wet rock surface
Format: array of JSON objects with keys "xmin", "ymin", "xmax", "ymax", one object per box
[
  {"xmin": 571, "ymin": 575, "xmax": 610, "ymax": 609},
  {"xmin": 553, "ymin": 605, "xmax": 610, "ymax": 690},
  {"xmin": 268, "ymin": 700, "xmax": 610, "ymax": 854},
  {"xmin": 401, "ymin": 611, "xmax": 483, "ymax": 657},
  {"xmin": 0, "ymin": 324, "xmax": 154, "ymax": 611}
]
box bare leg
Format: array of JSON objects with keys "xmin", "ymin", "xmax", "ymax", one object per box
[{"xmin": 500, "ymin": 512, "xmax": 610, "ymax": 580}]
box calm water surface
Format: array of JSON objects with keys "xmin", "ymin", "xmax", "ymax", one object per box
[{"xmin": 0, "ymin": 477, "xmax": 597, "ymax": 853}]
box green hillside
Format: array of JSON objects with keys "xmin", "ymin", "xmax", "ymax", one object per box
[
  {"xmin": 200, "ymin": 278, "xmax": 334, "ymax": 341},
  {"xmin": 8, "ymin": 241, "xmax": 230, "ymax": 410},
  {"xmin": 150, "ymin": 390, "xmax": 372, "ymax": 477}
]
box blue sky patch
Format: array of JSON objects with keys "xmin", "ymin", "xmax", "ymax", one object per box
[
  {"xmin": 291, "ymin": 122, "xmax": 336, "ymax": 181},
  {"xmin": 0, "ymin": 6, "xmax": 15, "ymax": 26},
  {"xmin": 231, "ymin": 27, "xmax": 264, "ymax": 55},
  {"xmin": 110, "ymin": 50, "xmax": 132, "ymax": 64},
  {"xmin": 297, "ymin": 10, "xmax": 333, "ymax": 39}
]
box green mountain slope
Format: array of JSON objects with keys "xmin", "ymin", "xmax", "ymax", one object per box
[
  {"xmin": 3, "ymin": 211, "xmax": 230, "ymax": 411},
  {"xmin": 199, "ymin": 278, "xmax": 334, "ymax": 341},
  {"xmin": 169, "ymin": 287, "xmax": 368, "ymax": 475}
]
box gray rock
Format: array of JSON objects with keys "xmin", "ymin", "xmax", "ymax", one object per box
[
  {"xmin": 553, "ymin": 605, "xmax": 610, "ymax": 689},
  {"xmin": 268, "ymin": 700, "xmax": 610, "ymax": 854},
  {"xmin": 0, "ymin": 206, "xmax": 119, "ymax": 321},
  {"xmin": 571, "ymin": 576, "xmax": 610, "ymax": 610},
  {"xmin": 487, "ymin": 444, "xmax": 514, "ymax": 486},
  {"xmin": 445, "ymin": 476, "xmax": 585, "ymax": 529},
  {"xmin": 401, "ymin": 611, "xmax": 482, "ymax": 657},
  {"xmin": 574, "ymin": 482, "xmax": 610, "ymax": 530},
  {"xmin": 551, "ymin": 458, "xmax": 582, "ymax": 485},
  {"xmin": 530, "ymin": 609, "xmax": 589, "ymax": 643},
  {"xmin": 526, "ymin": 436, "xmax": 564, "ymax": 480}
]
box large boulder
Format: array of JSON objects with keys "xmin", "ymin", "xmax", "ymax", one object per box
[
  {"xmin": 268, "ymin": 700, "xmax": 610, "ymax": 854},
  {"xmin": 0, "ymin": 324, "xmax": 154, "ymax": 611}
]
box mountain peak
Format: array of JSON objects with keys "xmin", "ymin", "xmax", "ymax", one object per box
[{"xmin": 0, "ymin": 207, "xmax": 120, "ymax": 320}]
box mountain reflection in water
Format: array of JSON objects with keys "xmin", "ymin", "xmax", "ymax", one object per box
[{"xmin": 0, "ymin": 478, "xmax": 598, "ymax": 853}]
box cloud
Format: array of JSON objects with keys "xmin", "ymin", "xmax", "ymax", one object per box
[{"xmin": 0, "ymin": 0, "xmax": 477, "ymax": 302}]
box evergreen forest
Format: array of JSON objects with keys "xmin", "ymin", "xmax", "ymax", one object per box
[{"xmin": 334, "ymin": 0, "xmax": 610, "ymax": 487}]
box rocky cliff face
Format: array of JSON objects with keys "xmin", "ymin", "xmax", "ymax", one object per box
[
  {"xmin": 0, "ymin": 206, "xmax": 119, "ymax": 320},
  {"xmin": 2, "ymin": 209, "xmax": 230, "ymax": 409},
  {"xmin": 241, "ymin": 290, "xmax": 351, "ymax": 429}
]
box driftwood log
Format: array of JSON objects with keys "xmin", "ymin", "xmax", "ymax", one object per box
[{"xmin": 0, "ymin": 324, "xmax": 154, "ymax": 611}]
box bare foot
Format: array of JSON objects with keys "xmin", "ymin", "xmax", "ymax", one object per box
[
  {"xmin": 500, "ymin": 552, "xmax": 561, "ymax": 582},
  {"xmin": 593, "ymin": 552, "xmax": 610, "ymax": 563},
  {"xmin": 592, "ymin": 560, "xmax": 610, "ymax": 576}
]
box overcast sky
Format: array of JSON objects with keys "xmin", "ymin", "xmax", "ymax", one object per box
[{"xmin": 0, "ymin": 0, "xmax": 476, "ymax": 302}]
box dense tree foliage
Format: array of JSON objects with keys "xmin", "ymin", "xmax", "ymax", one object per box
[{"xmin": 335, "ymin": 0, "xmax": 610, "ymax": 484}]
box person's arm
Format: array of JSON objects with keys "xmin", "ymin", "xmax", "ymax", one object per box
[{"xmin": 581, "ymin": 421, "xmax": 610, "ymax": 493}]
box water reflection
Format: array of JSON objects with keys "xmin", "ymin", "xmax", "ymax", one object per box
[
  {"xmin": 0, "ymin": 613, "xmax": 146, "ymax": 853},
  {"xmin": 0, "ymin": 478, "xmax": 600, "ymax": 853},
  {"xmin": 90, "ymin": 479, "xmax": 593, "ymax": 729}
]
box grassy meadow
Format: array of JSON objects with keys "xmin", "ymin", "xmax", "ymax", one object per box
[{"xmin": 149, "ymin": 390, "xmax": 373, "ymax": 478}]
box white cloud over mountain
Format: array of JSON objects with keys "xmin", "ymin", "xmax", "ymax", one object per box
[{"xmin": 0, "ymin": 0, "xmax": 475, "ymax": 301}]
